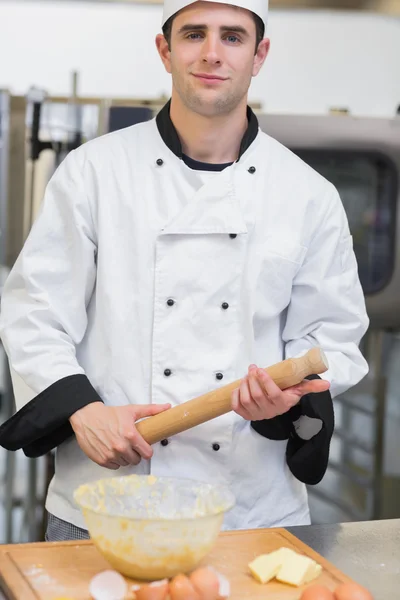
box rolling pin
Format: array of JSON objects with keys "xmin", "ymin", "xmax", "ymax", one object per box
[{"xmin": 136, "ymin": 347, "xmax": 328, "ymax": 445}]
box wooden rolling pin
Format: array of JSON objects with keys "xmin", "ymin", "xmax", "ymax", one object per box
[{"xmin": 136, "ymin": 347, "xmax": 328, "ymax": 445}]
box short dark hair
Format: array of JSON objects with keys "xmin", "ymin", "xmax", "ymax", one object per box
[{"xmin": 162, "ymin": 12, "xmax": 265, "ymax": 54}]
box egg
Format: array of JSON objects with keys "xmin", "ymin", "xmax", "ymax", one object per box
[
  {"xmin": 334, "ymin": 582, "xmax": 374, "ymax": 600},
  {"xmin": 189, "ymin": 567, "xmax": 220, "ymax": 599},
  {"xmin": 89, "ymin": 570, "xmax": 128, "ymax": 600},
  {"xmin": 169, "ymin": 574, "xmax": 200, "ymax": 600},
  {"xmin": 133, "ymin": 579, "xmax": 169, "ymax": 600},
  {"xmin": 300, "ymin": 584, "xmax": 335, "ymax": 600}
]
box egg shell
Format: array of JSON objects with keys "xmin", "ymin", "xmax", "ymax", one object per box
[
  {"xmin": 89, "ymin": 570, "xmax": 128, "ymax": 600},
  {"xmin": 189, "ymin": 567, "xmax": 220, "ymax": 599},
  {"xmin": 208, "ymin": 567, "xmax": 231, "ymax": 598},
  {"xmin": 334, "ymin": 582, "xmax": 374, "ymax": 600},
  {"xmin": 133, "ymin": 579, "xmax": 169, "ymax": 600},
  {"xmin": 169, "ymin": 574, "xmax": 201, "ymax": 600},
  {"xmin": 300, "ymin": 584, "xmax": 335, "ymax": 600}
]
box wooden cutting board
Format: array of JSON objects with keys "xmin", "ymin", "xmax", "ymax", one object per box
[{"xmin": 0, "ymin": 528, "xmax": 353, "ymax": 599}]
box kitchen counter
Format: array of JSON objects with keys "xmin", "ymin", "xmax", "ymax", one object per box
[
  {"xmin": 287, "ymin": 519, "xmax": 400, "ymax": 599},
  {"xmin": 0, "ymin": 519, "xmax": 397, "ymax": 599}
]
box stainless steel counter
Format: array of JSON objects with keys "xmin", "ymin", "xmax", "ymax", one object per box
[{"xmin": 287, "ymin": 519, "xmax": 400, "ymax": 599}]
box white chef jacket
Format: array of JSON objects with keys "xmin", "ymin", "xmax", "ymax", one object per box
[{"xmin": 0, "ymin": 103, "xmax": 369, "ymax": 531}]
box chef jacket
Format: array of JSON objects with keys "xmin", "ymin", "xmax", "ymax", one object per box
[{"xmin": 0, "ymin": 102, "xmax": 369, "ymax": 530}]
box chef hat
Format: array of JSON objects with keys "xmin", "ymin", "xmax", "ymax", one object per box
[{"xmin": 161, "ymin": 1, "xmax": 269, "ymax": 34}]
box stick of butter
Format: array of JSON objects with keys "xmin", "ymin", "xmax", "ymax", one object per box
[
  {"xmin": 248, "ymin": 547, "xmax": 293, "ymax": 584},
  {"xmin": 248, "ymin": 547, "xmax": 322, "ymax": 587},
  {"xmin": 304, "ymin": 563, "xmax": 322, "ymax": 583},
  {"xmin": 275, "ymin": 552, "xmax": 318, "ymax": 587}
]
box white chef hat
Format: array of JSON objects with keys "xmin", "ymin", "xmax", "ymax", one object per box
[{"xmin": 161, "ymin": 1, "xmax": 269, "ymax": 34}]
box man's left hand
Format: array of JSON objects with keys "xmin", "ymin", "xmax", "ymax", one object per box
[{"xmin": 231, "ymin": 364, "xmax": 331, "ymax": 421}]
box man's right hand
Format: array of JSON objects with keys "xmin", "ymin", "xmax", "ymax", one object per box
[{"xmin": 69, "ymin": 402, "xmax": 171, "ymax": 470}]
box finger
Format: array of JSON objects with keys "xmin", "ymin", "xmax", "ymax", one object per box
[
  {"xmin": 129, "ymin": 450, "xmax": 142, "ymax": 466},
  {"xmin": 292, "ymin": 379, "xmax": 331, "ymax": 395},
  {"xmin": 97, "ymin": 436, "xmax": 139, "ymax": 467},
  {"xmin": 121, "ymin": 447, "xmax": 142, "ymax": 466},
  {"xmin": 103, "ymin": 448, "xmax": 130, "ymax": 469},
  {"xmin": 129, "ymin": 429, "xmax": 154, "ymax": 460},
  {"xmin": 282, "ymin": 379, "xmax": 331, "ymax": 404},
  {"xmin": 239, "ymin": 377, "xmax": 252, "ymax": 407},
  {"xmin": 112, "ymin": 439, "xmax": 142, "ymax": 466},
  {"xmin": 232, "ymin": 387, "xmax": 252, "ymax": 419},
  {"xmin": 81, "ymin": 435, "xmax": 119, "ymax": 468},
  {"xmin": 254, "ymin": 369, "xmax": 299, "ymax": 415},
  {"xmin": 101, "ymin": 448, "xmax": 127, "ymax": 468},
  {"xmin": 231, "ymin": 387, "xmax": 240, "ymax": 412},
  {"xmin": 248, "ymin": 371, "xmax": 268, "ymax": 409},
  {"xmin": 239, "ymin": 378, "xmax": 265, "ymax": 419},
  {"xmin": 134, "ymin": 403, "xmax": 171, "ymax": 420},
  {"xmin": 104, "ymin": 461, "xmax": 120, "ymax": 470},
  {"xmin": 234, "ymin": 402, "xmax": 255, "ymax": 421},
  {"xmin": 234, "ymin": 381, "xmax": 259, "ymax": 421},
  {"xmin": 256, "ymin": 368, "xmax": 284, "ymax": 401},
  {"xmin": 76, "ymin": 431, "xmax": 124, "ymax": 470}
]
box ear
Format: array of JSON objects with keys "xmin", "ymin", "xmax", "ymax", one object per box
[
  {"xmin": 156, "ymin": 33, "xmax": 172, "ymax": 74},
  {"xmin": 252, "ymin": 38, "xmax": 270, "ymax": 77}
]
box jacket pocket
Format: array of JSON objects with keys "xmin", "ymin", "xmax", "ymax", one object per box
[
  {"xmin": 263, "ymin": 235, "xmax": 308, "ymax": 266},
  {"xmin": 254, "ymin": 236, "xmax": 308, "ymax": 314}
]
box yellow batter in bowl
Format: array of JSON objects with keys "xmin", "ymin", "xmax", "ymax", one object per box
[{"xmin": 74, "ymin": 474, "xmax": 235, "ymax": 581}]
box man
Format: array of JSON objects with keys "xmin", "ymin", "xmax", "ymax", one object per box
[{"xmin": 0, "ymin": 0, "xmax": 369, "ymax": 542}]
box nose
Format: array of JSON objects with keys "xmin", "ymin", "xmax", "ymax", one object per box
[{"xmin": 201, "ymin": 34, "xmax": 222, "ymax": 65}]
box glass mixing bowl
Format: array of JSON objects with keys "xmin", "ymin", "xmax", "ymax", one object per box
[{"xmin": 74, "ymin": 474, "xmax": 235, "ymax": 581}]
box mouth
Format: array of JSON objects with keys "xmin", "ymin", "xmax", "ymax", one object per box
[{"xmin": 192, "ymin": 73, "xmax": 227, "ymax": 83}]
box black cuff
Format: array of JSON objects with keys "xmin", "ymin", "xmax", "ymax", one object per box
[
  {"xmin": 251, "ymin": 412, "xmax": 292, "ymax": 440},
  {"xmin": 250, "ymin": 374, "xmax": 334, "ymax": 485},
  {"xmin": 0, "ymin": 374, "xmax": 103, "ymax": 458},
  {"xmin": 286, "ymin": 374, "xmax": 334, "ymax": 485}
]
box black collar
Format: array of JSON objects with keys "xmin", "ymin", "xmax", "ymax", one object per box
[{"xmin": 155, "ymin": 99, "xmax": 259, "ymax": 170}]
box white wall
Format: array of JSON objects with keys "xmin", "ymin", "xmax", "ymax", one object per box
[{"xmin": 0, "ymin": 0, "xmax": 399, "ymax": 117}]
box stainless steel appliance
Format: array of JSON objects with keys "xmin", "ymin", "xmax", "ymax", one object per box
[{"xmin": 258, "ymin": 112, "xmax": 400, "ymax": 330}]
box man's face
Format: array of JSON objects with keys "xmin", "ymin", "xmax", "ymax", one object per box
[{"xmin": 157, "ymin": 1, "xmax": 270, "ymax": 117}]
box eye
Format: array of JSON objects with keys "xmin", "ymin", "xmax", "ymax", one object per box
[
  {"xmin": 224, "ymin": 34, "xmax": 241, "ymax": 44},
  {"xmin": 186, "ymin": 32, "xmax": 203, "ymax": 40}
]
